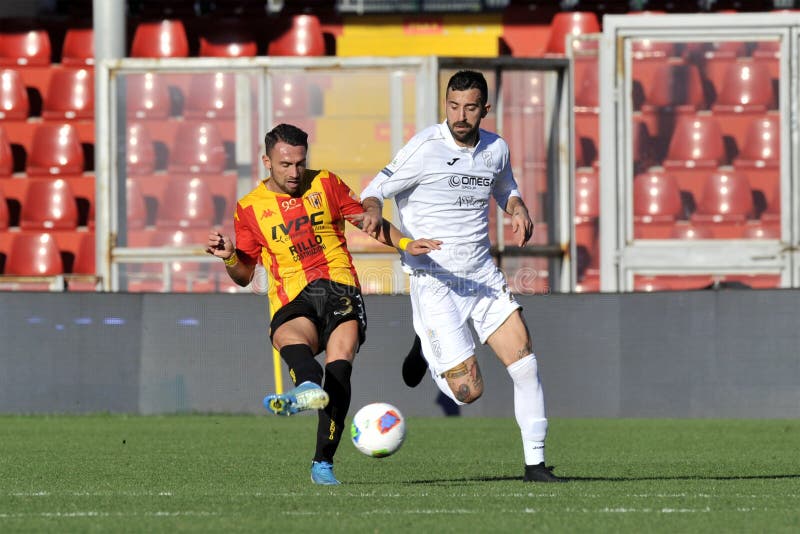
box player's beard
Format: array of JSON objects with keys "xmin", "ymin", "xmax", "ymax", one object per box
[{"xmin": 448, "ymin": 120, "xmax": 479, "ymax": 147}]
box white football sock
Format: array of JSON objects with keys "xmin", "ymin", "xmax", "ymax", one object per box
[{"xmin": 507, "ymin": 353, "xmax": 548, "ymax": 465}]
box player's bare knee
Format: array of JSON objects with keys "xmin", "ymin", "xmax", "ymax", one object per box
[
  {"xmin": 452, "ymin": 382, "xmax": 483, "ymax": 404},
  {"xmin": 444, "ymin": 359, "xmax": 484, "ymax": 404}
]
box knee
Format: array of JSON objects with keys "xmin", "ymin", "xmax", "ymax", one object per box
[{"xmin": 451, "ymin": 382, "xmax": 484, "ymax": 404}]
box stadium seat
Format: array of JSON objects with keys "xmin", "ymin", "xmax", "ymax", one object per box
[
  {"xmin": 631, "ymin": 37, "xmax": 674, "ymax": 98},
  {"xmin": 711, "ymin": 59, "xmax": 775, "ymax": 150},
  {"xmin": 762, "ymin": 182, "xmax": 780, "ymax": 223},
  {"xmin": 0, "ymin": 125, "xmax": 13, "ymax": 176},
  {"xmin": 20, "ymin": 178, "xmax": 79, "ymax": 230},
  {"xmin": 545, "ymin": 11, "xmax": 600, "ymax": 55},
  {"xmin": 574, "ymin": 58, "xmax": 599, "ymax": 155},
  {"xmin": 741, "ymin": 219, "xmax": 780, "ymax": 240},
  {"xmin": 733, "ymin": 114, "xmax": 779, "ymax": 196},
  {"xmin": 575, "ymin": 168, "xmax": 599, "ymax": 265},
  {"xmin": 5, "ymin": 232, "xmax": 63, "ymax": 275},
  {"xmin": 642, "ymin": 60, "xmax": 705, "ymax": 111},
  {"xmin": 26, "ymin": 123, "xmax": 85, "ymax": 176},
  {"xmin": 634, "ymin": 274, "xmax": 714, "ymax": 292},
  {"xmin": 199, "ymin": 23, "xmax": 258, "ymax": 57},
  {"xmin": 633, "ymin": 170, "xmax": 683, "ymax": 239},
  {"xmin": 167, "ymin": 122, "xmax": 227, "ymax": 174},
  {"xmin": 0, "ymin": 68, "xmax": 30, "ymax": 120},
  {"xmin": 184, "ymin": 72, "xmax": 235, "ymax": 120},
  {"xmin": 127, "ymin": 229, "xmax": 214, "ymax": 292},
  {"xmin": 640, "ymin": 60, "xmax": 705, "ymax": 141},
  {"xmin": 268, "ymin": 14, "xmax": 325, "ymax": 56},
  {"xmin": 126, "ymin": 123, "xmax": 157, "ymax": 176},
  {"xmin": 71, "ymin": 231, "xmax": 96, "ymax": 274},
  {"xmin": 752, "ymin": 39, "xmax": 780, "ymax": 80},
  {"xmin": 0, "ymin": 188, "xmax": 8, "ymax": 230},
  {"xmin": 130, "ymin": 20, "xmax": 189, "ymax": 58},
  {"xmin": 691, "ymin": 170, "xmax": 753, "ymax": 237},
  {"xmin": 670, "ymin": 221, "xmax": 714, "ymax": 240},
  {"xmin": 699, "ymin": 40, "xmax": 747, "ymax": 90},
  {"xmin": 155, "ymin": 176, "xmax": 216, "ymax": 229},
  {"xmin": 125, "ymin": 72, "xmax": 172, "ymax": 120},
  {"xmin": 43, "ymin": 67, "xmax": 94, "ymax": 120},
  {"xmin": 61, "ymin": 27, "xmax": 94, "ymax": 66},
  {"xmin": 126, "ymin": 178, "xmax": 149, "ymax": 230},
  {"xmin": 0, "ymin": 30, "xmax": 52, "ymax": 66},
  {"xmin": 662, "ymin": 113, "xmax": 726, "ymax": 201}
]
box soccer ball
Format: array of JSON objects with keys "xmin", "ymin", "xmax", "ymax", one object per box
[{"xmin": 350, "ymin": 402, "xmax": 406, "ymax": 458}]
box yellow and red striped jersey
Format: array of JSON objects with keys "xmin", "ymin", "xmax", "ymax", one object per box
[{"xmin": 234, "ymin": 169, "xmax": 365, "ymax": 314}]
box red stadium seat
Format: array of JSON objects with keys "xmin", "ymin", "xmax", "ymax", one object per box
[
  {"xmin": 762, "ymin": 183, "xmax": 780, "ymax": 223},
  {"xmin": 670, "ymin": 221, "xmax": 714, "ymax": 240},
  {"xmin": 0, "ymin": 68, "xmax": 30, "ymax": 120},
  {"xmin": 574, "ymin": 58, "xmax": 599, "ymax": 155},
  {"xmin": 741, "ymin": 220, "xmax": 780, "ymax": 240},
  {"xmin": 733, "ymin": 114, "xmax": 779, "ymax": 196},
  {"xmin": 633, "ymin": 170, "xmax": 683, "ymax": 239},
  {"xmin": 184, "ymin": 72, "xmax": 235, "ymax": 120},
  {"xmin": 20, "ymin": 178, "xmax": 79, "ymax": 230},
  {"xmin": 0, "ymin": 30, "xmax": 51, "ymax": 66},
  {"xmin": 574, "ymin": 168, "xmax": 599, "ymax": 264},
  {"xmin": 199, "ymin": 23, "xmax": 258, "ymax": 57},
  {"xmin": 167, "ymin": 122, "xmax": 227, "ymax": 174},
  {"xmin": 155, "ymin": 176, "xmax": 216, "ymax": 229},
  {"xmin": 691, "ymin": 170, "xmax": 753, "ymax": 237},
  {"xmin": 546, "ymin": 12, "xmax": 600, "ymax": 55},
  {"xmin": 26, "ymin": 123, "xmax": 85, "ymax": 176},
  {"xmin": 663, "ymin": 113, "xmax": 726, "ymax": 201},
  {"xmin": 126, "ymin": 123, "xmax": 157, "ymax": 176},
  {"xmin": 43, "ymin": 67, "xmax": 94, "ymax": 120},
  {"xmin": 130, "ymin": 20, "xmax": 189, "ymax": 58},
  {"xmin": 61, "ymin": 27, "xmax": 94, "ymax": 66},
  {"xmin": 71, "ymin": 232, "xmax": 96, "ymax": 274},
  {"xmin": 0, "ymin": 125, "xmax": 13, "ymax": 176},
  {"xmin": 752, "ymin": 39, "xmax": 780, "ymax": 80},
  {"xmin": 711, "ymin": 59, "xmax": 775, "ymax": 150},
  {"xmin": 5, "ymin": 232, "xmax": 63, "ymax": 275},
  {"xmin": 634, "ymin": 274, "xmax": 713, "ymax": 292},
  {"xmin": 631, "ymin": 38, "xmax": 674, "ymax": 98},
  {"xmin": 0, "ymin": 188, "xmax": 8, "ymax": 230},
  {"xmin": 126, "ymin": 178, "xmax": 149, "ymax": 230},
  {"xmin": 268, "ymin": 14, "xmax": 325, "ymax": 56},
  {"xmin": 127, "ymin": 229, "xmax": 215, "ymax": 292},
  {"xmin": 642, "ymin": 60, "xmax": 705, "ymax": 110},
  {"xmin": 125, "ymin": 72, "xmax": 172, "ymax": 120}
]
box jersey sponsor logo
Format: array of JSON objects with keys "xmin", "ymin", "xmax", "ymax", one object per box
[
  {"xmin": 270, "ymin": 211, "xmax": 325, "ymax": 240},
  {"xmin": 289, "ymin": 235, "xmax": 326, "ymax": 262},
  {"xmin": 447, "ymin": 174, "xmax": 494, "ymax": 189},
  {"xmin": 454, "ymin": 195, "xmax": 488, "ymax": 208},
  {"xmin": 306, "ymin": 192, "xmax": 323, "ymax": 209},
  {"xmin": 446, "ymin": 157, "xmax": 459, "ymax": 166}
]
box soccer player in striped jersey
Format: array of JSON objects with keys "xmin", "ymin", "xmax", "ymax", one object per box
[
  {"xmin": 206, "ymin": 124, "xmax": 440, "ymax": 485},
  {"xmin": 359, "ymin": 70, "xmax": 566, "ymax": 483}
]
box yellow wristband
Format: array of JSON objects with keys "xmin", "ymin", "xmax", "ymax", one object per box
[
  {"xmin": 397, "ymin": 237, "xmax": 412, "ymax": 251},
  {"xmin": 223, "ymin": 252, "xmax": 239, "ymax": 267}
]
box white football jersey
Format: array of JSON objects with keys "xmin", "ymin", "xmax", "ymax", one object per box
[{"xmin": 361, "ymin": 121, "xmax": 521, "ymax": 274}]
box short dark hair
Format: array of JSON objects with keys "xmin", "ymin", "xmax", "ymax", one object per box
[
  {"xmin": 446, "ymin": 70, "xmax": 488, "ymax": 107},
  {"xmin": 264, "ymin": 123, "xmax": 308, "ymax": 155}
]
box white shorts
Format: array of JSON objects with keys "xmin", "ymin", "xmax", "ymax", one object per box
[{"xmin": 409, "ymin": 266, "xmax": 521, "ymax": 376}]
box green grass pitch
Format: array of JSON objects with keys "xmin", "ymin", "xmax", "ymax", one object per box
[{"xmin": 1, "ymin": 415, "xmax": 798, "ymax": 532}]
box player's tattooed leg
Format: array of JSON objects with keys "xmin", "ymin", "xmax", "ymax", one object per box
[{"xmin": 444, "ymin": 359, "xmax": 483, "ymax": 403}]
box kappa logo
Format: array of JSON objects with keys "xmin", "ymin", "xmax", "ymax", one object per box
[
  {"xmin": 261, "ymin": 208, "xmax": 275, "ymax": 219},
  {"xmin": 446, "ymin": 157, "xmax": 459, "ymax": 166}
]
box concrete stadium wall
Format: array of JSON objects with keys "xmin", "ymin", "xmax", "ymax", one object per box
[{"xmin": 1, "ymin": 290, "xmax": 799, "ymax": 418}]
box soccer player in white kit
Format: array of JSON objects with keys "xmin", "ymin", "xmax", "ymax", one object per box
[{"xmin": 359, "ymin": 70, "xmax": 566, "ymax": 483}]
